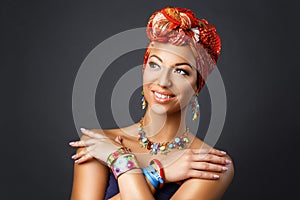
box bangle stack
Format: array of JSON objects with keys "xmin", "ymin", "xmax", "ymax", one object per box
[
  {"xmin": 107, "ymin": 148, "xmax": 166, "ymax": 189},
  {"xmin": 150, "ymin": 159, "xmax": 165, "ymax": 187},
  {"xmin": 107, "ymin": 147, "xmax": 140, "ymax": 179},
  {"xmin": 142, "ymin": 159, "xmax": 165, "ymax": 189}
]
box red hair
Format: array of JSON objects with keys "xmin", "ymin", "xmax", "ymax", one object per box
[{"xmin": 143, "ymin": 7, "xmax": 221, "ymax": 91}]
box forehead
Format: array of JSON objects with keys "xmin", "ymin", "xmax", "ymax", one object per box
[{"xmin": 148, "ymin": 42, "xmax": 196, "ymax": 67}]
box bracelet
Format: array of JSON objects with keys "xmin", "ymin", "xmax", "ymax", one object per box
[
  {"xmin": 148, "ymin": 165, "xmax": 164, "ymax": 188},
  {"xmin": 142, "ymin": 167, "xmax": 158, "ymax": 189},
  {"xmin": 150, "ymin": 159, "xmax": 165, "ymax": 188},
  {"xmin": 111, "ymin": 154, "xmax": 140, "ymax": 179},
  {"xmin": 107, "ymin": 147, "xmax": 131, "ymax": 167},
  {"xmin": 142, "ymin": 164, "xmax": 164, "ymax": 189}
]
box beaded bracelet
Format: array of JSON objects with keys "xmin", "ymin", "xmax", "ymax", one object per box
[
  {"xmin": 107, "ymin": 147, "xmax": 131, "ymax": 167},
  {"xmin": 150, "ymin": 159, "xmax": 165, "ymax": 188},
  {"xmin": 111, "ymin": 154, "xmax": 140, "ymax": 179}
]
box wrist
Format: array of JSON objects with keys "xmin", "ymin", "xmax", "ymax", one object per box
[
  {"xmin": 107, "ymin": 147, "xmax": 140, "ymax": 179},
  {"xmin": 142, "ymin": 159, "xmax": 165, "ymax": 189}
]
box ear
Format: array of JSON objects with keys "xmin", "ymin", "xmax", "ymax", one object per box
[
  {"xmin": 195, "ymin": 84, "xmax": 202, "ymax": 94},
  {"xmin": 142, "ymin": 66, "xmax": 145, "ymax": 74}
]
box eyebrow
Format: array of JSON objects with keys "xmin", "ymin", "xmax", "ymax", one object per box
[{"xmin": 149, "ymin": 54, "xmax": 194, "ymax": 70}]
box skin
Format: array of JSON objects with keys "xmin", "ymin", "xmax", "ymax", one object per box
[{"xmin": 70, "ymin": 42, "xmax": 234, "ymax": 200}]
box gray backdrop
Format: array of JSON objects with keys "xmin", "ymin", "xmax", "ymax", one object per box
[{"xmin": 1, "ymin": 0, "xmax": 299, "ymax": 199}]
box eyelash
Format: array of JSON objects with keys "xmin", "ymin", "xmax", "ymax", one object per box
[
  {"xmin": 175, "ymin": 69, "xmax": 189, "ymax": 76},
  {"xmin": 148, "ymin": 61, "xmax": 189, "ymax": 76},
  {"xmin": 148, "ymin": 62, "xmax": 160, "ymax": 69}
]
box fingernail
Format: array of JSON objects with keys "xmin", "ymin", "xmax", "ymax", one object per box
[
  {"xmin": 221, "ymin": 151, "xmax": 227, "ymax": 155},
  {"xmin": 69, "ymin": 142, "xmax": 75, "ymax": 145},
  {"xmin": 225, "ymin": 159, "xmax": 232, "ymax": 164},
  {"xmin": 74, "ymin": 159, "xmax": 79, "ymax": 163},
  {"xmin": 222, "ymin": 166, "xmax": 228, "ymax": 171},
  {"xmin": 213, "ymin": 175, "xmax": 219, "ymax": 179},
  {"xmin": 71, "ymin": 155, "xmax": 76, "ymax": 159},
  {"xmin": 80, "ymin": 128, "xmax": 86, "ymax": 131}
]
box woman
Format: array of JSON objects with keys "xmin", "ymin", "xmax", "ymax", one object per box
[{"xmin": 70, "ymin": 7, "xmax": 234, "ymax": 200}]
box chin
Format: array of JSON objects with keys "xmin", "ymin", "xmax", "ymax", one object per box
[{"xmin": 149, "ymin": 104, "xmax": 168, "ymax": 116}]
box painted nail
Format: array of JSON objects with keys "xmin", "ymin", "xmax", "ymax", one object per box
[
  {"xmin": 222, "ymin": 166, "xmax": 228, "ymax": 171},
  {"xmin": 213, "ymin": 175, "xmax": 219, "ymax": 179},
  {"xmin": 225, "ymin": 159, "xmax": 232, "ymax": 164},
  {"xmin": 220, "ymin": 151, "xmax": 227, "ymax": 155}
]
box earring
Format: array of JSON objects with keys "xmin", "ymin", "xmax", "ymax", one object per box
[
  {"xmin": 141, "ymin": 90, "xmax": 147, "ymax": 110},
  {"xmin": 191, "ymin": 95, "xmax": 200, "ymax": 121}
]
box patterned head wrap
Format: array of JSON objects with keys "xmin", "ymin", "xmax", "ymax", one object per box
[{"xmin": 143, "ymin": 7, "xmax": 221, "ymax": 91}]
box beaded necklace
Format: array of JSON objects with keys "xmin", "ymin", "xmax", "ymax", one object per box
[{"xmin": 137, "ymin": 118, "xmax": 190, "ymax": 155}]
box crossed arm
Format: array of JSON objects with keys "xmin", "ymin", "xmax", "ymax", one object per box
[
  {"xmin": 70, "ymin": 149, "xmax": 234, "ymax": 200},
  {"xmin": 70, "ymin": 129, "xmax": 234, "ymax": 200},
  {"xmin": 70, "ymin": 151, "xmax": 155, "ymax": 200},
  {"xmin": 108, "ymin": 155, "xmax": 234, "ymax": 200}
]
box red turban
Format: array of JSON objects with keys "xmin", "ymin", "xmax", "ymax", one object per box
[{"xmin": 143, "ymin": 7, "xmax": 221, "ymax": 91}]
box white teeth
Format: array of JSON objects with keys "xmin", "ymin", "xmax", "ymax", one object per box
[{"xmin": 154, "ymin": 92, "xmax": 172, "ymax": 99}]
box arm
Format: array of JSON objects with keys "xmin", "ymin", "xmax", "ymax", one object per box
[
  {"xmin": 70, "ymin": 130, "xmax": 155, "ymax": 200},
  {"xmin": 170, "ymin": 155, "xmax": 234, "ymax": 200},
  {"xmin": 103, "ymin": 169, "xmax": 156, "ymax": 200},
  {"xmin": 109, "ymin": 148, "xmax": 230, "ymax": 200},
  {"xmin": 116, "ymin": 169, "xmax": 155, "ymax": 200},
  {"xmin": 70, "ymin": 146, "xmax": 109, "ymax": 200}
]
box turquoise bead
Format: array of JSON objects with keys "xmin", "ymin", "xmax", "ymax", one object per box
[{"xmin": 174, "ymin": 138, "xmax": 180, "ymax": 143}]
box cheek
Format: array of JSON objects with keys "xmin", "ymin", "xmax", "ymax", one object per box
[
  {"xmin": 142, "ymin": 67, "xmax": 158, "ymax": 85},
  {"xmin": 142, "ymin": 69, "xmax": 154, "ymax": 98},
  {"xmin": 180, "ymin": 84, "xmax": 195, "ymax": 100},
  {"xmin": 177, "ymin": 75, "xmax": 197, "ymax": 95}
]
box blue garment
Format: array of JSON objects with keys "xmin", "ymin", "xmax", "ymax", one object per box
[{"xmin": 104, "ymin": 172, "xmax": 180, "ymax": 200}]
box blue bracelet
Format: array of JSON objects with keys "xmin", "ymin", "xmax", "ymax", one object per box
[
  {"xmin": 148, "ymin": 165, "xmax": 164, "ymax": 185},
  {"xmin": 142, "ymin": 167, "xmax": 159, "ymax": 188}
]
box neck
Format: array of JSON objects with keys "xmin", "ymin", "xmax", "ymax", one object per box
[{"xmin": 141, "ymin": 106, "xmax": 188, "ymax": 142}]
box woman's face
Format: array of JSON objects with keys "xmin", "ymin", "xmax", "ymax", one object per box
[{"xmin": 143, "ymin": 42, "xmax": 198, "ymax": 115}]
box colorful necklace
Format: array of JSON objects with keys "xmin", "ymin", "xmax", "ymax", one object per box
[{"xmin": 137, "ymin": 118, "xmax": 190, "ymax": 155}]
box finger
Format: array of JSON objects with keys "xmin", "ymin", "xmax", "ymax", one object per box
[
  {"xmin": 114, "ymin": 136, "xmax": 123, "ymax": 145},
  {"xmin": 191, "ymin": 147, "xmax": 226, "ymax": 156},
  {"xmin": 187, "ymin": 170, "xmax": 220, "ymax": 180},
  {"xmin": 207, "ymin": 148, "xmax": 227, "ymax": 156},
  {"xmin": 190, "ymin": 162, "xmax": 228, "ymax": 173},
  {"xmin": 80, "ymin": 128, "xmax": 106, "ymax": 139},
  {"xmin": 192, "ymin": 154, "xmax": 230, "ymax": 165},
  {"xmin": 71, "ymin": 148, "xmax": 88, "ymax": 160},
  {"xmin": 74, "ymin": 154, "xmax": 94, "ymax": 164},
  {"xmin": 69, "ymin": 139, "xmax": 96, "ymax": 147}
]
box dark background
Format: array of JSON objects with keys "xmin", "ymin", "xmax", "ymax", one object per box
[{"xmin": 1, "ymin": 0, "xmax": 299, "ymax": 199}]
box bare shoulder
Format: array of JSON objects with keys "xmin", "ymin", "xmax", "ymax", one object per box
[
  {"xmin": 171, "ymin": 136, "xmax": 234, "ymax": 200},
  {"xmin": 190, "ymin": 136, "xmax": 234, "ymax": 163},
  {"xmin": 80, "ymin": 127, "xmax": 123, "ymax": 140}
]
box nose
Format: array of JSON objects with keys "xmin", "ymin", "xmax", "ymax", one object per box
[{"xmin": 157, "ymin": 68, "xmax": 172, "ymax": 88}]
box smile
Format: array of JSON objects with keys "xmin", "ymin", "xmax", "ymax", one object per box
[{"xmin": 152, "ymin": 91, "xmax": 176, "ymax": 103}]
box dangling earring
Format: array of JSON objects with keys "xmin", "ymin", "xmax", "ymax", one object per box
[
  {"xmin": 141, "ymin": 90, "xmax": 147, "ymax": 110},
  {"xmin": 191, "ymin": 94, "xmax": 200, "ymax": 121}
]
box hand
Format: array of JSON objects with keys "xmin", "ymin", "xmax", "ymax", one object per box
[
  {"xmin": 69, "ymin": 128, "xmax": 123, "ymax": 164},
  {"xmin": 160, "ymin": 148, "xmax": 231, "ymax": 182}
]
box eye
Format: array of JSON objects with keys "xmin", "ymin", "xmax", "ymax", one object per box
[
  {"xmin": 148, "ymin": 61, "xmax": 160, "ymax": 69},
  {"xmin": 174, "ymin": 68, "xmax": 189, "ymax": 76}
]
